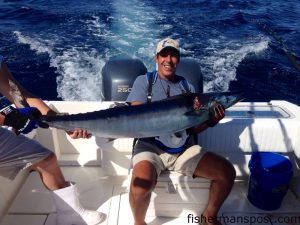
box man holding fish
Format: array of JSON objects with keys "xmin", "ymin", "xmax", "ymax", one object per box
[{"xmin": 127, "ymin": 38, "xmax": 236, "ymax": 225}]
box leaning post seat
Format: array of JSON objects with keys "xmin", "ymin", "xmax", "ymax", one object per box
[{"xmin": 102, "ymin": 57, "xmax": 147, "ymax": 101}]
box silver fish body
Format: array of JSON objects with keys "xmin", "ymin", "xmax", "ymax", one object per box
[{"xmin": 41, "ymin": 92, "xmax": 243, "ymax": 138}]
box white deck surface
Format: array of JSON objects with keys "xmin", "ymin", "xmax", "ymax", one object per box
[{"xmin": 1, "ymin": 166, "xmax": 300, "ymax": 225}]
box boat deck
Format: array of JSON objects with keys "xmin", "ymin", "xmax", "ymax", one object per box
[{"xmin": 1, "ymin": 166, "xmax": 300, "ymax": 225}]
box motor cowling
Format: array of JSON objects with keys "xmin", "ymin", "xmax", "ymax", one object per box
[{"xmin": 102, "ymin": 58, "xmax": 147, "ymax": 101}]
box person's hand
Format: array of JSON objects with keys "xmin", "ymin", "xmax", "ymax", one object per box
[
  {"xmin": 206, "ymin": 104, "xmax": 225, "ymax": 127},
  {"xmin": 2, "ymin": 106, "xmax": 49, "ymax": 134},
  {"xmin": 66, "ymin": 129, "xmax": 92, "ymax": 139},
  {"xmin": 51, "ymin": 112, "xmax": 91, "ymax": 139}
]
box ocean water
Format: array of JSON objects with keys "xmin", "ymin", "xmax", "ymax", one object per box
[{"xmin": 0, "ymin": 0, "xmax": 299, "ymax": 104}]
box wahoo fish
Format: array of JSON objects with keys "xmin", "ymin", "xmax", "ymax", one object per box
[{"xmin": 41, "ymin": 91, "xmax": 244, "ymax": 138}]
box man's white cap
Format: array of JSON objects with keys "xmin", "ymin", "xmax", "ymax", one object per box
[{"xmin": 155, "ymin": 38, "xmax": 180, "ymax": 55}]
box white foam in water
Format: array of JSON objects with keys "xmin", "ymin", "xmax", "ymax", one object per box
[
  {"xmin": 14, "ymin": 31, "xmax": 105, "ymax": 101},
  {"xmin": 109, "ymin": 0, "xmax": 167, "ymax": 68},
  {"xmin": 14, "ymin": 31, "xmax": 55, "ymax": 56},
  {"xmin": 85, "ymin": 15, "xmax": 113, "ymax": 39},
  {"xmin": 13, "ymin": 1, "xmax": 185, "ymax": 101},
  {"xmin": 83, "ymin": 1, "xmax": 166, "ymax": 68},
  {"xmin": 54, "ymin": 48, "xmax": 104, "ymax": 101},
  {"xmin": 201, "ymin": 35, "xmax": 270, "ymax": 92},
  {"xmin": 14, "ymin": 2, "xmax": 192, "ymax": 101}
]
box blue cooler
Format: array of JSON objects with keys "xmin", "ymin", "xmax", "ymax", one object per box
[{"xmin": 247, "ymin": 152, "xmax": 293, "ymax": 210}]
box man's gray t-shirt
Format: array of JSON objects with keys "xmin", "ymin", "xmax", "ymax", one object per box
[
  {"xmin": 126, "ymin": 73, "xmax": 195, "ymax": 102},
  {"xmin": 126, "ymin": 72, "xmax": 195, "ymax": 152}
]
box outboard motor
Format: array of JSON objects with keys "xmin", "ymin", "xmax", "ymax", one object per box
[
  {"xmin": 102, "ymin": 58, "xmax": 147, "ymax": 101},
  {"xmin": 176, "ymin": 58, "xmax": 203, "ymax": 93},
  {"xmin": 102, "ymin": 57, "xmax": 203, "ymax": 101}
]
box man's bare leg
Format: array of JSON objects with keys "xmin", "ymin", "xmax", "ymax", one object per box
[
  {"xmin": 193, "ymin": 152, "xmax": 236, "ymax": 225},
  {"xmin": 129, "ymin": 161, "xmax": 157, "ymax": 225},
  {"xmin": 30, "ymin": 153, "xmax": 67, "ymax": 190}
]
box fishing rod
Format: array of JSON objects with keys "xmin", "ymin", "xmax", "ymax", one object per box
[{"xmin": 256, "ymin": 21, "xmax": 300, "ymax": 74}]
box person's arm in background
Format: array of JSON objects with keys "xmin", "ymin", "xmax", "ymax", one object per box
[
  {"xmin": 0, "ymin": 62, "xmax": 55, "ymax": 115},
  {"xmin": 0, "ymin": 60, "xmax": 90, "ymax": 138}
]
